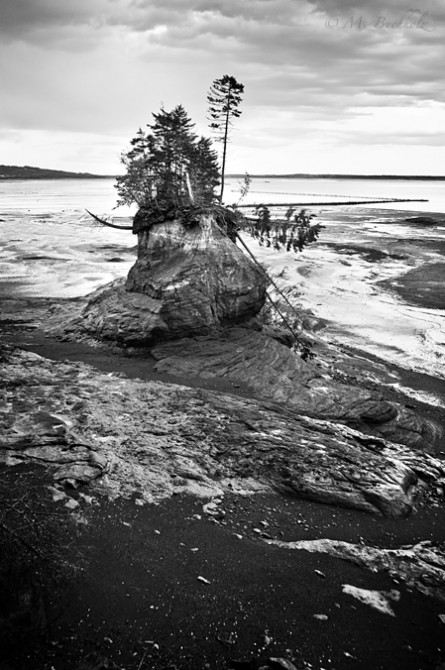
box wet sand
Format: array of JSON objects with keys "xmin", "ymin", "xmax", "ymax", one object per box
[
  {"xmin": 249, "ymin": 207, "xmax": 445, "ymax": 387},
  {"xmin": 3, "ymin": 464, "xmax": 445, "ymax": 670},
  {"xmin": 380, "ymin": 262, "xmax": 445, "ymax": 310}
]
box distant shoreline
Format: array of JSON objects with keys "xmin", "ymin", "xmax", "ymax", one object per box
[
  {"xmin": 1, "ymin": 164, "xmax": 445, "ymax": 181},
  {"xmin": 0, "ymin": 165, "xmax": 114, "ymax": 180}
]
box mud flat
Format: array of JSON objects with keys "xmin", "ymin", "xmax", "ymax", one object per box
[
  {"xmin": 250, "ymin": 207, "xmax": 445, "ymax": 393},
  {"xmin": 380, "ymin": 261, "xmax": 445, "ymax": 310}
]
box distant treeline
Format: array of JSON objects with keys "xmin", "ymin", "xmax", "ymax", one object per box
[
  {"xmin": 0, "ymin": 165, "xmax": 112, "ymax": 180},
  {"xmin": 228, "ymin": 173, "xmax": 445, "ymax": 181}
]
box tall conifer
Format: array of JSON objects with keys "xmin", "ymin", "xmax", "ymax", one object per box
[{"xmin": 207, "ymin": 75, "xmax": 244, "ymax": 203}]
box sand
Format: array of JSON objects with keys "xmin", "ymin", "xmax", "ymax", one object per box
[
  {"xmin": 3, "ymin": 464, "xmax": 445, "ymax": 670},
  {"xmin": 247, "ymin": 207, "xmax": 445, "ymax": 397}
]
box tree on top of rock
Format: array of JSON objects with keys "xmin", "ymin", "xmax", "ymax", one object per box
[
  {"xmin": 115, "ymin": 105, "xmax": 220, "ymax": 209},
  {"xmin": 207, "ymin": 75, "xmax": 244, "ymax": 204}
]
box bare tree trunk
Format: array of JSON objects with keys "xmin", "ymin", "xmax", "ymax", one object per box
[{"xmin": 219, "ymin": 81, "xmax": 232, "ymax": 203}]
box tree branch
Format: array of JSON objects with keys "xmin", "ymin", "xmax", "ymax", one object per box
[{"xmin": 85, "ymin": 210, "xmax": 132, "ymax": 230}]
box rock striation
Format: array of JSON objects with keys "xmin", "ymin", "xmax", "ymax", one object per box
[
  {"xmin": 1, "ymin": 346, "xmax": 444, "ymax": 517},
  {"xmin": 151, "ymin": 327, "xmax": 443, "ymax": 451},
  {"xmin": 69, "ymin": 212, "xmax": 267, "ymax": 345}
]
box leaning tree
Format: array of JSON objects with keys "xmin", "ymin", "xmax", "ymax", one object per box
[{"xmin": 207, "ymin": 75, "xmax": 244, "ymax": 203}]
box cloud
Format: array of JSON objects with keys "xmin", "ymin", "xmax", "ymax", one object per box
[{"xmin": 0, "ymin": 0, "xmax": 443, "ymax": 174}]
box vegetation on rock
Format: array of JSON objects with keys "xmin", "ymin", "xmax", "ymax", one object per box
[
  {"xmin": 115, "ymin": 105, "xmax": 219, "ymax": 210},
  {"xmin": 241, "ymin": 206, "xmax": 324, "ymax": 253},
  {"xmin": 113, "ymin": 84, "xmax": 321, "ymax": 257}
]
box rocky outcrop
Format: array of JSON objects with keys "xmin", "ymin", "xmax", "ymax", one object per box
[
  {"xmin": 1, "ymin": 346, "xmax": 444, "ymax": 517},
  {"xmin": 68, "ymin": 213, "xmax": 268, "ymax": 345},
  {"xmin": 66, "ymin": 278, "xmax": 170, "ymax": 345},
  {"xmin": 268, "ymin": 538, "xmax": 445, "ymax": 601},
  {"xmin": 151, "ymin": 327, "xmax": 443, "ymax": 451},
  {"xmin": 0, "ymin": 349, "xmax": 107, "ymax": 486}
]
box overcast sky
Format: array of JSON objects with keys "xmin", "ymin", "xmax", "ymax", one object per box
[{"xmin": 1, "ymin": 0, "xmax": 444, "ymax": 175}]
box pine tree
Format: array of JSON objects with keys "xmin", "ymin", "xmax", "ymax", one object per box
[
  {"xmin": 207, "ymin": 75, "xmax": 244, "ymax": 203},
  {"xmin": 189, "ymin": 137, "xmax": 220, "ymax": 205},
  {"xmin": 148, "ymin": 105, "xmax": 197, "ymax": 204},
  {"xmin": 115, "ymin": 105, "xmax": 219, "ymax": 209},
  {"xmin": 115, "ymin": 128, "xmax": 153, "ymax": 207}
]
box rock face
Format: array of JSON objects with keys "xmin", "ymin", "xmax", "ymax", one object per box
[
  {"xmin": 151, "ymin": 327, "xmax": 443, "ymax": 451},
  {"xmin": 1, "ymin": 346, "xmax": 445, "ymax": 517},
  {"xmin": 73, "ymin": 213, "xmax": 267, "ymax": 345}
]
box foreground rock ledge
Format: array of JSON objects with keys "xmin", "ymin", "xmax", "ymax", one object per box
[
  {"xmin": 151, "ymin": 327, "xmax": 443, "ymax": 452},
  {"xmin": 1, "ymin": 346, "xmax": 444, "ymax": 518}
]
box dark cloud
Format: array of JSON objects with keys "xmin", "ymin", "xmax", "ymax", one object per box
[
  {"xmin": 0, "ymin": 0, "xmax": 102, "ymax": 37},
  {"xmin": 0, "ymin": 0, "xmax": 443, "ymax": 173}
]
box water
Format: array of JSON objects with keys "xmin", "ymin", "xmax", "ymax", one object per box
[
  {"xmin": 0, "ymin": 176, "xmax": 444, "ymax": 215},
  {"xmin": 0, "ymin": 177, "xmax": 444, "ymax": 393},
  {"xmin": 0, "ymin": 180, "xmax": 136, "ymax": 298},
  {"xmin": 0, "ymin": 178, "xmax": 127, "ymax": 215},
  {"xmin": 226, "ymin": 176, "xmax": 445, "ymax": 213}
]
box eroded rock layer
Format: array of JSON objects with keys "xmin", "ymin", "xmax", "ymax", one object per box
[
  {"xmin": 1, "ymin": 346, "xmax": 444, "ymax": 518},
  {"xmin": 152, "ymin": 328, "xmax": 443, "ymax": 451}
]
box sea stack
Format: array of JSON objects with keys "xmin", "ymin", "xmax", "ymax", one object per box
[{"xmin": 70, "ymin": 209, "xmax": 268, "ymax": 345}]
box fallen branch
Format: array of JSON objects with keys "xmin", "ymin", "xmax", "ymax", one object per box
[{"xmin": 85, "ymin": 209, "xmax": 132, "ymax": 230}]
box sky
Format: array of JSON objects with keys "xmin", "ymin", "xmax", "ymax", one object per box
[{"xmin": 0, "ymin": 0, "xmax": 444, "ymax": 176}]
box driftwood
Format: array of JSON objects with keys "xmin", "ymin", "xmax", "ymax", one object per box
[{"xmin": 85, "ymin": 209, "xmax": 132, "ymax": 230}]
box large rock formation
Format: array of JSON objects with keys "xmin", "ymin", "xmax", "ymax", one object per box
[
  {"xmin": 71, "ymin": 212, "xmax": 267, "ymax": 345},
  {"xmin": 1, "ymin": 346, "xmax": 445, "ymax": 517}
]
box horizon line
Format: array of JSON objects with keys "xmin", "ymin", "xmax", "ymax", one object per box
[
  {"xmin": 227, "ymin": 173, "xmax": 445, "ymax": 180},
  {"xmin": 1, "ymin": 164, "xmax": 444, "ymax": 181}
]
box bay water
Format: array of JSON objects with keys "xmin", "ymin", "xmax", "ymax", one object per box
[{"xmin": 0, "ymin": 176, "xmax": 444, "ymax": 214}]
